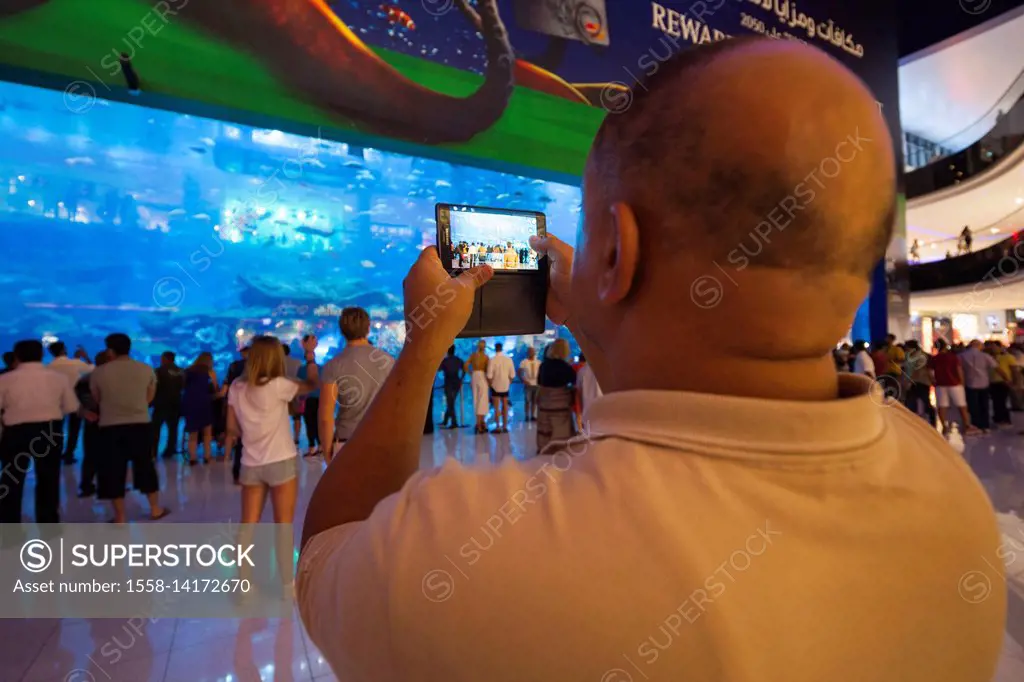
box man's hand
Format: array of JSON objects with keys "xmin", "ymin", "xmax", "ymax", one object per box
[
  {"xmin": 529, "ymin": 234, "xmax": 574, "ymax": 326},
  {"xmin": 303, "ymin": 249, "xmax": 490, "ymax": 545},
  {"xmin": 403, "ymin": 247, "xmax": 492, "ymax": 353}
]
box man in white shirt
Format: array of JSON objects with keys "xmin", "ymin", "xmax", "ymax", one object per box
[
  {"xmin": 0, "ymin": 340, "xmax": 79, "ymax": 525},
  {"xmin": 576, "ymin": 353, "xmax": 603, "ymax": 424},
  {"xmin": 960, "ymin": 340, "xmax": 998, "ymax": 432},
  {"xmin": 297, "ymin": 38, "xmax": 1004, "ymax": 682},
  {"xmin": 518, "ymin": 346, "xmax": 540, "ymax": 422},
  {"xmin": 48, "ymin": 341, "xmax": 94, "ymax": 465},
  {"xmin": 851, "ymin": 342, "xmax": 874, "ymax": 377},
  {"xmin": 485, "ymin": 342, "xmax": 515, "ymax": 433}
]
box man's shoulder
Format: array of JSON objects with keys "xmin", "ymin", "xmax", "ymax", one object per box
[
  {"xmin": 132, "ymin": 360, "xmax": 155, "ymax": 375},
  {"xmin": 320, "ymin": 353, "xmax": 348, "ymax": 378},
  {"xmin": 351, "ymin": 346, "xmax": 395, "ymax": 373},
  {"xmin": 376, "ymin": 349, "xmax": 396, "ymax": 369},
  {"xmin": 33, "ymin": 366, "xmax": 71, "ymax": 389},
  {"xmin": 391, "ymin": 444, "xmax": 603, "ymax": 514},
  {"xmin": 322, "ymin": 348, "xmax": 391, "ymax": 381},
  {"xmin": 883, "ymin": 402, "xmax": 990, "ymax": 494},
  {"xmin": 40, "ymin": 365, "xmax": 67, "ymax": 378}
]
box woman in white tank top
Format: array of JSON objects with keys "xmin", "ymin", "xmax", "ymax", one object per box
[{"xmin": 224, "ymin": 336, "xmax": 318, "ymax": 595}]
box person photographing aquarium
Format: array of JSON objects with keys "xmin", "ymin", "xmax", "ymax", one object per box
[{"xmin": 297, "ymin": 38, "xmax": 1003, "ymax": 682}]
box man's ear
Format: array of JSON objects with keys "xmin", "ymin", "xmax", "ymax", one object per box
[{"xmin": 598, "ymin": 202, "xmax": 640, "ymax": 304}]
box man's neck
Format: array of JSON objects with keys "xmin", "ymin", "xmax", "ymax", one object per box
[
  {"xmin": 347, "ymin": 338, "xmax": 370, "ymax": 347},
  {"xmin": 609, "ymin": 352, "xmax": 841, "ymax": 402},
  {"xmin": 111, "ymin": 355, "xmax": 130, "ymax": 361}
]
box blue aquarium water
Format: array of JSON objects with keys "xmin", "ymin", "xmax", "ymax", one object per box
[{"xmin": 0, "ymin": 80, "xmax": 582, "ymax": 375}]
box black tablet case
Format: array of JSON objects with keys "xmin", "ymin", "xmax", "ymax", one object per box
[
  {"xmin": 456, "ymin": 267, "xmax": 548, "ymax": 338},
  {"xmin": 436, "ymin": 204, "xmax": 549, "ymax": 338}
]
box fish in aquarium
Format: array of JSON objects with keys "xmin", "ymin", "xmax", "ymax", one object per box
[
  {"xmin": 0, "ymin": 78, "xmax": 580, "ymax": 375},
  {"xmin": 296, "ymin": 225, "xmax": 337, "ymax": 238}
]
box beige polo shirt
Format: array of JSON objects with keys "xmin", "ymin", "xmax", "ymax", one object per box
[{"xmin": 297, "ymin": 375, "xmax": 1004, "ymax": 682}]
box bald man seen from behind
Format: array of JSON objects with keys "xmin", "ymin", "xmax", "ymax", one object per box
[{"xmin": 297, "ymin": 38, "xmax": 1005, "ymax": 682}]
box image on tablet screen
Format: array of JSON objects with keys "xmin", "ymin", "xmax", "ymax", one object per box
[{"xmin": 448, "ymin": 208, "xmax": 539, "ymax": 271}]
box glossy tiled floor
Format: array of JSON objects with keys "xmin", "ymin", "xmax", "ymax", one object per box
[{"xmin": 1, "ymin": 415, "xmax": 1024, "ymax": 681}]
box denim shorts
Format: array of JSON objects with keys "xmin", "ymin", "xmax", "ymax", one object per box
[{"xmin": 239, "ymin": 458, "xmax": 298, "ymax": 487}]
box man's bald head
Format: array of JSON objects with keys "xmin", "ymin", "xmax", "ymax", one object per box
[{"xmin": 585, "ymin": 37, "xmax": 896, "ymax": 278}]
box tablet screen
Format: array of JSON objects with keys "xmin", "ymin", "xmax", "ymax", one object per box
[{"xmin": 445, "ymin": 206, "xmax": 541, "ymax": 271}]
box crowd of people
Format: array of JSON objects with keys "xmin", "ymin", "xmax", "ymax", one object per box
[
  {"xmin": 437, "ymin": 339, "xmax": 602, "ymax": 450},
  {"xmin": 837, "ymin": 333, "xmax": 1024, "ymax": 435},
  {"xmin": 451, "ymin": 240, "xmax": 536, "ymax": 270},
  {"xmin": 0, "ymin": 306, "xmax": 393, "ymax": 531},
  {"xmin": 0, "ymin": 304, "xmax": 604, "ymax": 531}
]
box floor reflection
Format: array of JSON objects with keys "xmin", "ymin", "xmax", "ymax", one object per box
[{"xmin": 0, "ymin": 419, "xmax": 1022, "ymax": 681}]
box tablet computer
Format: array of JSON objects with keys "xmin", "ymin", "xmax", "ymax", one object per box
[{"xmin": 436, "ymin": 203, "xmax": 548, "ymax": 338}]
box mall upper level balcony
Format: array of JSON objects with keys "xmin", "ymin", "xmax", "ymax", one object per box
[
  {"xmin": 899, "ymin": 6, "xmax": 1024, "ymax": 182},
  {"xmin": 902, "ymin": 5, "xmax": 1024, "ymax": 268},
  {"xmin": 905, "ymin": 89, "xmax": 1024, "ymax": 199},
  {"xmin": 910, "ymin": 231, "xmax": 1024, "ymax": 293}
]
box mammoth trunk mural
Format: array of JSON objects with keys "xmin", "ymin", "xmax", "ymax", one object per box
[
  {"xmin": 0, "ymin": 0, "xmax": 48, "ymax": 18},
  {"xmin": 180, "ymin": 0, "xmax": 516, "ymax": 144},
  {"xmin": 0, "ymin": 0, "xmax": 518, "ymax": 144}
]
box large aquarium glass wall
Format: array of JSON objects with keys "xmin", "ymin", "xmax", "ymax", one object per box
[{"xmin": 0, "ymin": 81, "xmax": 581, "ymax": 374}]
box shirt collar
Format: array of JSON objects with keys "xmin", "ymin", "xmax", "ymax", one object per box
[{"xmin": 584, "ymin": 374, "xmax": 885, "ymax": 456}]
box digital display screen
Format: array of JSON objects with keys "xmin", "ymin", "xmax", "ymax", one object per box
[{"xmin": 447, "ymin": 206, "xmax": 540, "ymax": 271}]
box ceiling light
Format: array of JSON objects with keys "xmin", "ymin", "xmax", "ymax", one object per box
[
  {"xmin": 991, "ymin": 228, "xmax": 1000, "ymax": 234},
  {"xmin": 1017, "ymin": 197, "xmax": 1023, "ymax": 205}
]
